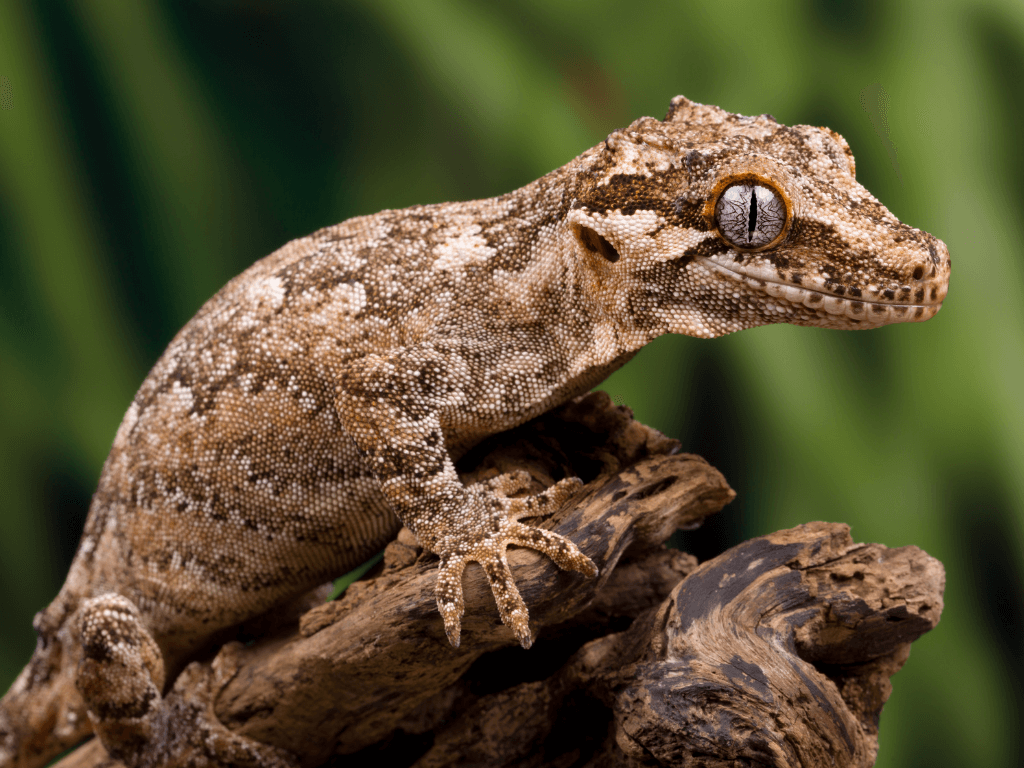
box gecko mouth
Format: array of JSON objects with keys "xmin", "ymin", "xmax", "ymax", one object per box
[{"xmin": 697, "ymin": 257, "xmax": 943, "ymax": 324}]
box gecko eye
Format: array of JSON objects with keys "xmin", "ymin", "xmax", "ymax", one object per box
[{"xmin": 714, "ymin": 182, "xmax": 787, "ymax": 250}]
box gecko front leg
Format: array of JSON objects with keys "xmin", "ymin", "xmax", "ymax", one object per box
[{"xmin": 335, "ymin": 343, "xmax": 597, "ymax": 648}]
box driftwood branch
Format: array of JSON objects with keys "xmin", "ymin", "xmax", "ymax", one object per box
[{"xmin": 55, "ymin": 393, "xmax": 944, "ymax": 768}]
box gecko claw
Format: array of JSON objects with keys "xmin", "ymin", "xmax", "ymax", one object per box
[
  {"xmin": 439, "ymin": 602, "xmax": 462, "ymax": 648},
  {"xmin": 508, "ymin": 608, "xmax": 533, "ymax": 649}
]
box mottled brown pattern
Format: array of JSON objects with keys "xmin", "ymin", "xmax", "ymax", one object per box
[{"xmin": 0, "ymin": 96, "xmax": 950, "ymax": 768}]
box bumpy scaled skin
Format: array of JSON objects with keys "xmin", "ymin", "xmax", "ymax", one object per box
[{"xmin": 0, "ymin": 96, "xmax": 950, "ymax": 767}]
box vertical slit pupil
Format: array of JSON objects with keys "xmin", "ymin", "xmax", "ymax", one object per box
[{"xmin": 747, "ymin": 186, "xmax": 758, "ymax": 242}]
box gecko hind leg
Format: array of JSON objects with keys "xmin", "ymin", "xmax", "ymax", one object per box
[
  {"xmin": 75, "ymin": 594, "xmax": 296, "ymax": 767},
  {"xmin": 436, "ymin": 475, "xmax": 597, "ymax": 649},
  {"xmin": 75, "ymin": 594, "xmax": 166, "ymax": 762}
]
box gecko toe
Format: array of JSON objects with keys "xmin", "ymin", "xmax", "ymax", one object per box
[
  {"xmin": 436, "ymin": 556, "xmax": 467, "ymax": 648},
  {"xmin": 508, "ymin": 607, "xmax": 533, "ymax": 649},
  {"xmin": 485, "ymin": 470, "xmax": 533, "ymax": 496},
  {"xmin": 438, "ymin": 601, "xmax": 463, "ymax": 648},
  {"xmin": 507, "ymin": 522, "xmax": 598, "ymax": 578},
  {"xmin": 479, "ymin": 551, "xmax": 534, "ymax": 648},
  {"xmin": 541, "ymin": 476, "xmax": 584, "ymax": 506},
  {"xmin": 506, "ymin": 476, "xmax": 584, "ymax": 521}
]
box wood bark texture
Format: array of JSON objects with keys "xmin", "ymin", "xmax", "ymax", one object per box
[{"xmin": 53, "ymin": 392, "xmax": 944, "ymax": 768}]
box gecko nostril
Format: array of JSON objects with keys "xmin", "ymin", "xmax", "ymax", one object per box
[{"xmin": 911, "ymin": 265, "xmax": 924, "ymax": 281}]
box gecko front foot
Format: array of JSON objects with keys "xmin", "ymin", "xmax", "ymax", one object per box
[{"xmin": 435, "ymin": 475, "xmax": 597, "ymax": 649}]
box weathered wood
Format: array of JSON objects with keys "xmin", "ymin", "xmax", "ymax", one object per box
[
  {"xmin": 582, "ymin": 523, "xmax": 942, "ymax": 767},
  {"xmin": 53, "ymin": 393, "xmax": 943, "ymax": 768}
]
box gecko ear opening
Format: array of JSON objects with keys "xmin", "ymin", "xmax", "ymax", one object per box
[{"xmin": 574, "ymin": 224, "xmax": 620, "ymax": 263}]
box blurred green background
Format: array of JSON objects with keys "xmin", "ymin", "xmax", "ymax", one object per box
[{"xmin": 1, "ymin": 0, "xmax": 1021, "ymax": 765}]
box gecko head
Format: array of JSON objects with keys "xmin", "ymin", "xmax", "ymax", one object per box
[
  {"xmin": 566, "ymin": 95, "xmax": 950, "ymax": 340},
  {"xmin": 0, "ymin": 604, "xmax": 92, "ymax": 768}
]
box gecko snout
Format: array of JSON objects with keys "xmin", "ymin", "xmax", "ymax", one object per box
[
  {"xmin": 892, "ymin": 231, "xmax": 950, "ymax": 309},
  {"xmin": 920, "ymin": 238, "xmax": 951, "ymax": 304}
]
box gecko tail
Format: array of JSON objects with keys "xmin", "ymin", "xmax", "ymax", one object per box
[{"xmin": 0, "ymin": 604, "xmax": 93, "ymax": 768}]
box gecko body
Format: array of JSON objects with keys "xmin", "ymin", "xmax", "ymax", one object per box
[{"xmin": 0, "ymin": 97, "xmax": 949, "ymax": 767}]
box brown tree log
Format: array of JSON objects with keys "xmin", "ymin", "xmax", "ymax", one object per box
[{"xmin": 54, "ymin": 393, "xmax": 943, "ymax": 768}]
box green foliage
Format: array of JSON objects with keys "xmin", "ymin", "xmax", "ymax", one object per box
[{"xmin": 0, "ymin": 1, "xmax": 1021, "ymax": 764}]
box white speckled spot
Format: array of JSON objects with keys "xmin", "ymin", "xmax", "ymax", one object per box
[
  {"xmin": 432, "ymin": 228, "xmax": 496, "ymax": 272},
  {"xmin": 243, "ymin": 275, "xmax": 286, "ymax": 311}
]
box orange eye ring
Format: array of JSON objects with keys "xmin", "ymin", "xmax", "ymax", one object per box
[{"xmin": 704, "ymin": 173, "xmax": 793, "ymax": 252}]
